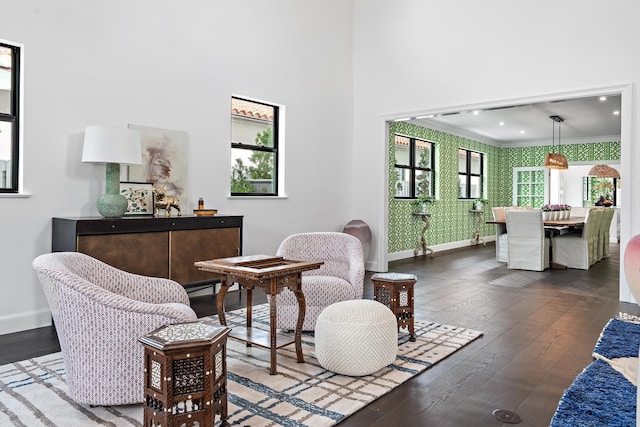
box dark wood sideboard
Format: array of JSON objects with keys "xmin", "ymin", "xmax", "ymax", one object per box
[{"xmin": 52, "ymin": 215, "xmax": 243, "ymax": 287}]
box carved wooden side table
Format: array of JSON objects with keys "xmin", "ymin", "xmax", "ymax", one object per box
[
  {"xmin": 139, "ymin": 320, "xmax": 232, "ymax": 427},
  {"xmin": 372, "ymin": 272, "xmax": 417, "ymax": 342}
]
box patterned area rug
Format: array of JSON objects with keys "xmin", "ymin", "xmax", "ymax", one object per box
[
  {"xmin": 0, "ymin": 303, "xmax": 483, "ymax": 426},
  {"xmin": 550, "ymin": 313, "xmax": 640, "ymax": 426}
]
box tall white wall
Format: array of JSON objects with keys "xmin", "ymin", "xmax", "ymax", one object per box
[
  {"xmin": 0, "ymin": 0, "xmax": 354, "ymax": 334},
  {"xmin": 351, "ymin": 0, "xmax": 640, "ymax": 300}
]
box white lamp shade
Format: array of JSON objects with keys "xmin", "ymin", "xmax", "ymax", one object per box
[{"xmin": 82, "ymin": 126, "xmax": 142, "ymax": 165}]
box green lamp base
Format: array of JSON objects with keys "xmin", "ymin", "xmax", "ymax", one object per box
[
  {"xmin": 97, "ymin": 162, "xmax": 128, "ymax": 217},
  {"xmin": 97, "ymin": 193, "xmax": 128, "ymax": 218}
]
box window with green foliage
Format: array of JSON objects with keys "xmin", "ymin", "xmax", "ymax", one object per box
[
  {"xmin": 458, "ymin": 148, "xmax": 483, "ymax": 199},
  {"xmin": 393, "ymin": 134, "xmax": 434, "ymax": 200},
  {"xmin": 0, "ymin": 41, "xmax": 21, "ymax": 193},
  {"xmin": 230, "ymin": 97, "xmax": 279, "ymax": 196}
]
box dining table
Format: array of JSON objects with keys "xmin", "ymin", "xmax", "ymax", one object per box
[
  {"xmin": 485, "ymin": 216, "xmax": 585, "ymax": 269},
  {"xmin": 485, "ymin": 216, "xmax": 585, "ymax": 227}
]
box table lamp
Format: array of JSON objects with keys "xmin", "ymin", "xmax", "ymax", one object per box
[{"xmin": 82, "ymin": 126, "xmax": 142, "ymax": 217}]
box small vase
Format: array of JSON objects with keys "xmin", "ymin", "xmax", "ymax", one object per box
[{"xmin": 543, "ymin": 211, "xmax": 551, "ymax": 221}]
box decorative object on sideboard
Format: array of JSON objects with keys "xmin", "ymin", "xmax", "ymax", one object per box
[
  {"xmin": 544, "ymin": 115, "xmax": 568, "ymax": 170},
  {"xmin": 82, "ymin": 126, "xmax": 142, "ymax": 217},
  {"xmin": 153, "ymin": 185, "xmax": 181, "ymax": 217},
  {"xmin": 194, "ymin": 209, "xmax": 218, "ymax": 217},
  {"xmin": 119, "ymin": 181, "xmax": 154, "ymax": 216}
]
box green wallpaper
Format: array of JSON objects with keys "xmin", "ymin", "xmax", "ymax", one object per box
[{"xmin": 388, "ymin": 121, "xmax": 621, "ymax": 254}]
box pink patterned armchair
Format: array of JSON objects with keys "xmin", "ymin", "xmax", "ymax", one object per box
[
  {"xmin": 32, "ymin": 252, "xmax": 197, "ymax": 406},
  {"xmin": 271, "ymin": 232, "xmax": 365, "ymax": 331}
]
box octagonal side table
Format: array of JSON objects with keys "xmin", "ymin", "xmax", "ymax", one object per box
[
  {"xmin": 372, "ymin": 272, "xmax": 418, "ymax": 342},
  {"xmin": 139, "ymin": 320, "xmax": 232, "ymax": 427}
]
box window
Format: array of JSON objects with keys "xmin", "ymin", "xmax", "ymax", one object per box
[
  {"xmin": 230, "ymin": 96, "xmax": 279, "ymax": 196},
  {"xmin": 393, "ymin": 134, "xmax": 434, "ymax": 199},
  {"xmin": 0, "ymin": 42, "xmax": 20, "ymax": 193},
  {"xmin": 458, "ymin": 148, "xmax": 483, "ymax": 199},
  {"xmin": 513, "ymin": 167, "xmax": 547, "ymax": 207}
]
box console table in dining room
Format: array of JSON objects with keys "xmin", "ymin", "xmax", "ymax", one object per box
[
  {"xmin": 412, "ymin": 212, "xmax": 434, "ymax": 257},
  {"xmin": 195, "ymin": 255, "xmax": 323, "ymax": 375},
  {"xmin": 469, "ymin": 209, "xmax": 486, "ymax": 246}
]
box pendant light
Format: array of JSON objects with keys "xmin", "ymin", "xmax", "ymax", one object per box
[
  {"xmin": 588, "ymin": 164, "xmax": 620, "ymax": 178},
  {"xmin": 544, "ymin": 115, "xmax": 568, "ymax": 170}
]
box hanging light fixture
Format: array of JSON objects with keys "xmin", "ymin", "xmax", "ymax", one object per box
[
  {"xmin": 544, "ymin": 115, "xmax": 568, "ymax": 170},
  {"xmin": 588, "ymin": 164, "xmax": 620, "ymax": 178}
]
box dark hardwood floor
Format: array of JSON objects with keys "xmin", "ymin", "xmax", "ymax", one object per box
[{"xmin": 1, "ymin": 243, "xmax": 633, "ymax": 426}]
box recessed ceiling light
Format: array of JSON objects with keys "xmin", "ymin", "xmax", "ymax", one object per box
[
  {"xmin": 600, "ymin": 96, "xmax": 607, "ymax": 101},
  {"xmin": 613, "ymin": 110, "xmax": 620, "ymax": 115},
  {"xmin": 520, "ymin": 130, "xmax": 525, "ymax": 134},
  {"xmin": 499, "ymin": 122, "xmax": 505, "ymax": 126},
  {"xmin": 472, "ymin": 111, "xmax": 480, "ymax": 115}
]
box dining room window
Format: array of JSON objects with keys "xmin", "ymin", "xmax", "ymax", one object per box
[
  {"xmin": 458, "ymin": 148, "xmax": 483, "ymax": 199},
  {"xmin": 393, "ymin": 134, "xmax": 435, "ymax": 199}
]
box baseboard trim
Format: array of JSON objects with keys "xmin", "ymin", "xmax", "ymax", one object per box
[
  {"xmin": 0, "ymin": 308, "xmax": 52, "ymax": 335},
  {"xmin": 388, "ymin": 236, "xmax": 496, "ymax": 263}
]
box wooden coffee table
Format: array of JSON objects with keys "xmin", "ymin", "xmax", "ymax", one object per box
[{"xmin": 195, "ymin": 255, "xmax": 323, "ymax": 374}]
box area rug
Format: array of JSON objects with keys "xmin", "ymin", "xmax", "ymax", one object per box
[
  {"xmin": 550, "ymin": 313, "xmax": 640, "ymax": 427},
  {"xmin": 0, "ymin": 303, "xmax": 483, "ymax": 426}
]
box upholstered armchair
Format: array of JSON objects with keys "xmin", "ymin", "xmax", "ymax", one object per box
[
  {"xmin": 552, "ymin": 207, "xmax": 604, "ymax": 269},
  {"xmin": 271, "ymin": 232, "xmax": 365, "ymax": 331},
  {"xmin": 33, "ymin": 252, "xmax": 197, "ymax": 406},
  {"xmin": 506, "ymin": 209, "xmax": 550, "ymax": 271}
]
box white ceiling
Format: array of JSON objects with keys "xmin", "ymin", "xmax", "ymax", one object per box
[{"xmin": 408, "ymin": 94, "xmax": 621, "ymax": 147}]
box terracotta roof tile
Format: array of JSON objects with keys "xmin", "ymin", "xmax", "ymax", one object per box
[{"xmin": 232, "ymin": 98, "xmax": 273, "ymax": 121}]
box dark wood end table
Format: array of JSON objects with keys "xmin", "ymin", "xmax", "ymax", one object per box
[
  {"xmin": 195, "ymin": 255, "xmax": 323, "ymax": 375},
  {"xmin": 372, "ymin": 272, "xmax": 418, "ymax": 341},
  {"xmin": 139, "ymin": 320, "xmax": 232, "ymax": 427}
]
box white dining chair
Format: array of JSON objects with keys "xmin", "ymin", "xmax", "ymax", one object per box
[
  {"xmin": 552, "ymin": 207, "xmax": 604, "ymax": 269},
  {"xmin": 598, "ymin": 208, "xmax": 615, "ymax": 260},
  {"xmin": 506, "ymin": 209, "xmax": 550, "ymax": 271},
  {"xmin": 492, "ymin": 207, "xmax": 508, "ymax": 263}
]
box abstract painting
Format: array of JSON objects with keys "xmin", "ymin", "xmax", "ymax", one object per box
[{"xmin": 127, "ymin": 124, "xmax": 189, "ymax": 212}]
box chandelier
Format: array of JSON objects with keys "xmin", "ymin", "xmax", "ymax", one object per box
[{"xmin": 544, "ymin": 115, "xmax": 568, "ymax": 170}]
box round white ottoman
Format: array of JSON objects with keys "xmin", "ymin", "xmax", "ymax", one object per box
[{"xmin": 315, "ymin": 299, "xmax": 398, "ymax": 376}]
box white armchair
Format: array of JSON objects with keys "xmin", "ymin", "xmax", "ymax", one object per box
[
  {"xmin": 552, "ymin": 208, "xmax": 604, "ymax": 269},
  {"xmin": 506, "ymin": 209, "xmax": 550, "ymax": 271},
  {"xmin": 271, "ymin": 232, "xmax": 365, "ymax": 331},
  {"xmin": 33, "ymin": 252, "xmax": 197, "ymax": 406}
]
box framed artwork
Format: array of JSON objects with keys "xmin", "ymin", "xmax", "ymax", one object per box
[
  {"xmin": 126, "ymin": 124, "xmax": 189, "ymax": 212},
  {"xmin": 120, "ymin": 181, "xmax": 154, "ymax": 216}
]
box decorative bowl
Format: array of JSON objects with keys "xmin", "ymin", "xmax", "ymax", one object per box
[{"xmin": 193, "ymin": 209, "xmax": 218, "ymax": 216}]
